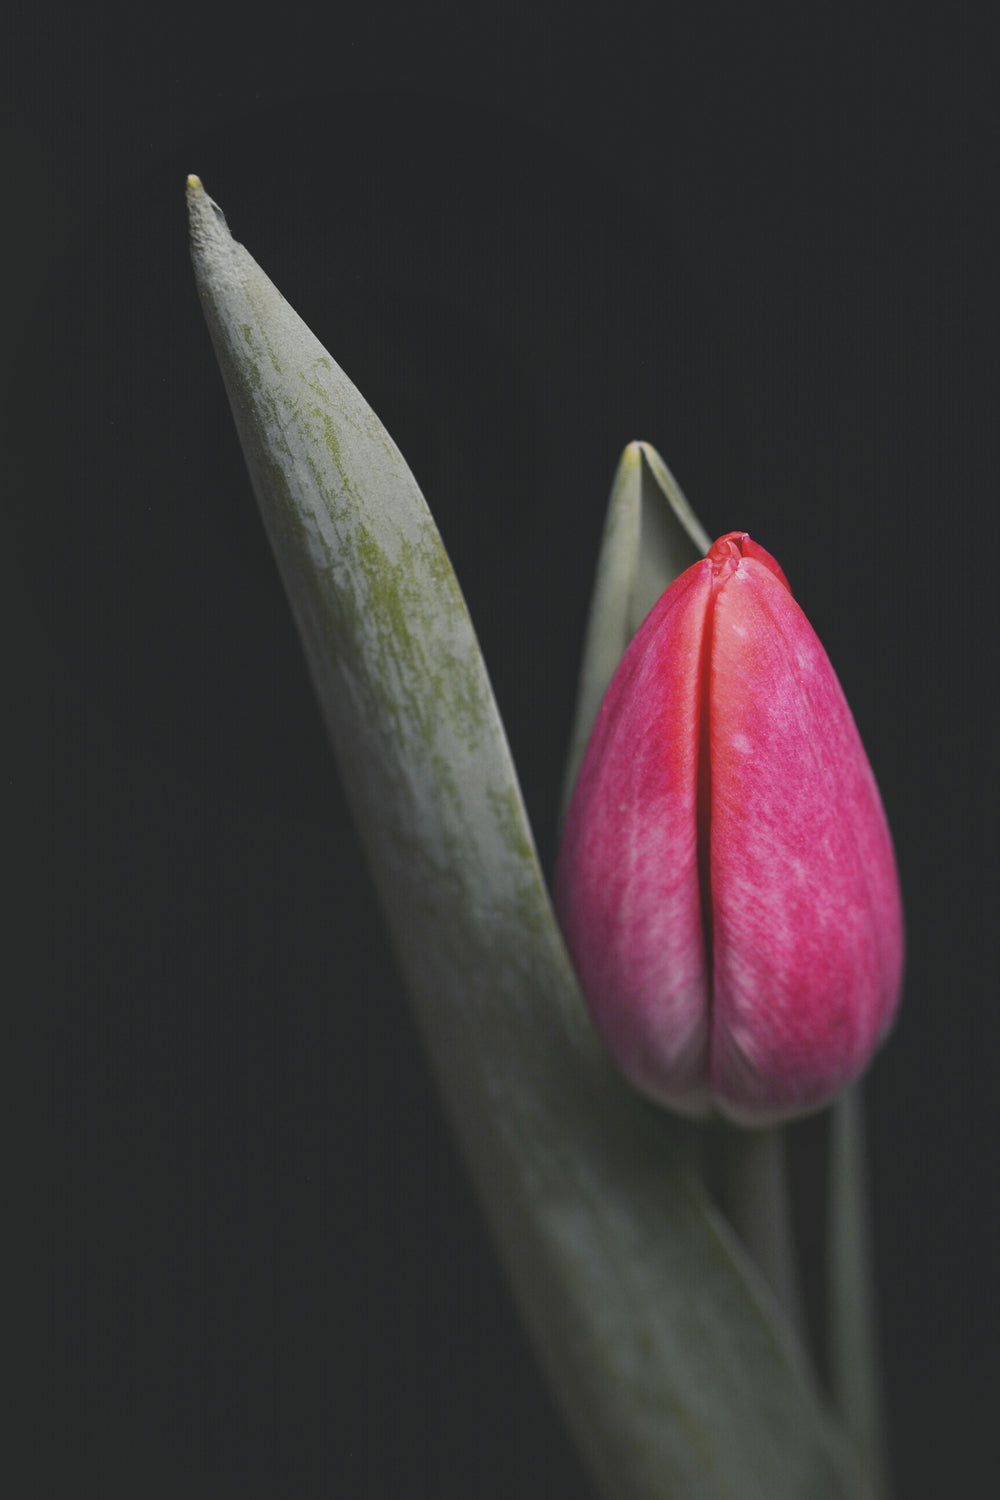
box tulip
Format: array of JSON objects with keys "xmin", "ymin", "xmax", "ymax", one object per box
[
  {"xmin": 190, "ymin": 178, "xmax": 891, "ymax": 1494},
  {"xmin": 556, "ymin": 530, "xmax": 903, "ymax": 1124}
]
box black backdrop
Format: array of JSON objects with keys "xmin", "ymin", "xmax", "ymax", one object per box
[{"xmin": 5, "ymin": 5, "xmax": 996, "ymax": 1497}]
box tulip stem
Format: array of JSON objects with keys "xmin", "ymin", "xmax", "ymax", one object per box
[
  {"xmin": 712, "ymin": 1125, "xmax": 807, "ymax": 1347},
  {"xmin": 828, "ymin": 1088, "xmax": 890, "ymax": 1498}
]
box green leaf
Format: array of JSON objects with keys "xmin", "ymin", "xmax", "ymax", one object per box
[
  {"xmin": 561, "ymin": 441, "xmax": 711, "ymax": 816},
  {"xmin": 187, "ymin": 175, "xmax": 869, "ymax": 1500}
]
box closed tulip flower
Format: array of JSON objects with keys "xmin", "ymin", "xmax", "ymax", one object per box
[{"xmin": 556, "ymin": 531, "xmax": 903, "ymax": 1125}]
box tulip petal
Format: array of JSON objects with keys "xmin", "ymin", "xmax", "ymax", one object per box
[
  {"xmin": 557, "ymin": 561, "xmax": 714, "ymax": 1112},
  {"xmin": 708, "ymin": 558, "xmax": 904, "ymax": 1122}
]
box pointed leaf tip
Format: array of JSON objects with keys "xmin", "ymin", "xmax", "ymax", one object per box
[{"xmin": 185, "ymin": 176, "xmax": 235, "ymax": 259}]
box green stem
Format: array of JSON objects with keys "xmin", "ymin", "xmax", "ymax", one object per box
[
  {"xmin": 828, "ymin": 1088, "xmax": 890, "ymax": 1498},
  {"xmin": 713, "ymin": 1124, "xmax": 807, "ymax": 1346}
]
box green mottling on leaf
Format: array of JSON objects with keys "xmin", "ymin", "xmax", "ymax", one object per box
[
  {"xmin": 316, "ymin": 406, "xmax": 344, "ymax": 473},
  {"xmin": 487, "ymin": 781, "xmax": 536, "ymax": 869}
]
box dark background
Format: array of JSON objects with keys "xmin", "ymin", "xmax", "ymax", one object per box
[{"xmin": 4, "ymin": 4, "xmax": 996, "ymax": 1496}]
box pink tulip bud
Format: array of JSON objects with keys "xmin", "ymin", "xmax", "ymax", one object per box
[{"xmin": 556, "ymin": 532, "xmax": 904, "ymax": 1124}]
